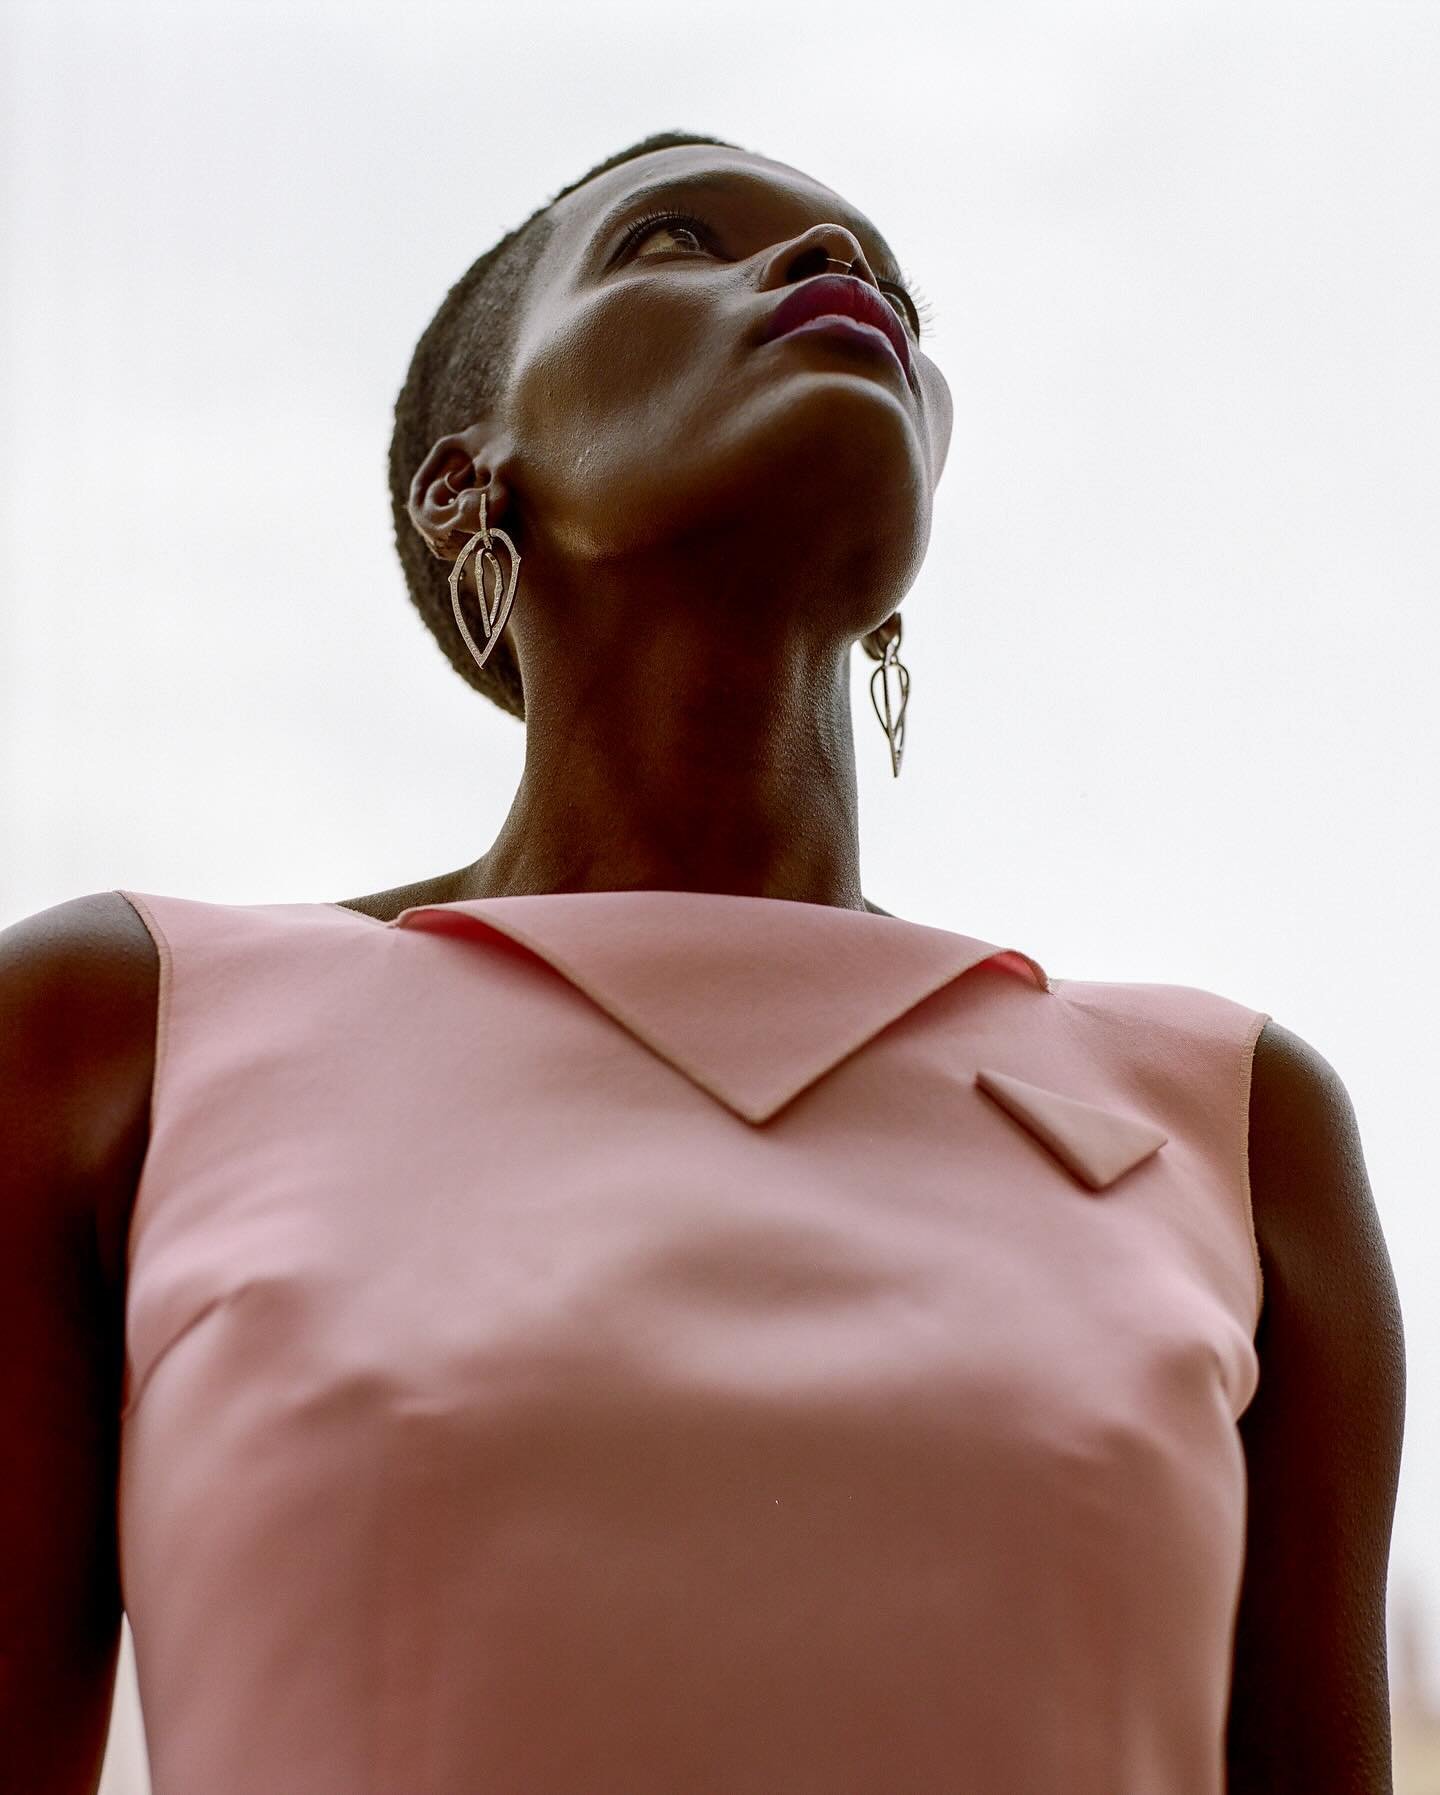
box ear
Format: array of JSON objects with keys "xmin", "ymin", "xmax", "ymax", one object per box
[
  {"xmin": 406, "ymin": 435, "xmax": 475, "ymax": 561},
  {"xmin": 408, "ymin": 433, "xmax": 514, "ymax": 563}
]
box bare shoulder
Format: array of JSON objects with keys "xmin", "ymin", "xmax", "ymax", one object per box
[
  {"xmin": 1229, "ymin": 1014, "xmax": 1405, "ymax": 1792},
  {"xmin": 1245, "ymin": 1013, "xmax": 1403, "ymax": 1396},
  {"xmin": 0, "ymin": 890, "xmax": 159, "ymax": 1296},
  {"xmin": 1247, "ymin": 1016, "xmax": 1394, "ymax": 1271},
  {"xmin": 0, "ymin": 892, "xmax": 155, "ymax": 1787}
]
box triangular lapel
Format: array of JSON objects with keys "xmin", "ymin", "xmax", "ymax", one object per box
[
  {"xmin": 975, "ymin": 1067, "xmax": 1168, "ymax": 1191},
  {"xmin": 390, "ymin": 890, "xmax": 1048, "ymax": 1125}
]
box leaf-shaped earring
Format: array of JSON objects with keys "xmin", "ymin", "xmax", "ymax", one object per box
[
  {"xmin": 868, "ymin": 616, "xmax": 910, "ymax": 777},
  {"xmin": 448, "ymin": 488, "xmax": 521, "ymax": 675}
]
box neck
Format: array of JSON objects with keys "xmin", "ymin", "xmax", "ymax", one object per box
[{"xmin": 453, "ymin": 626, "xmax": 873, "ymax": 913}]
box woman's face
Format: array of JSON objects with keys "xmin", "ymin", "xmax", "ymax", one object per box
[{"xmin": 460, "ymin": 143, "xmax": 952, "ymax": 651}]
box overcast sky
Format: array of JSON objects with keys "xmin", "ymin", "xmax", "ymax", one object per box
[{"xmin": 3, "ymin": 1, "xmax": 1437, "ymax": 1786}]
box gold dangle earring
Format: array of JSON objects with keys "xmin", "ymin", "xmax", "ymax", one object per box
[
  {"xmin": 864, "ymin": 614, "xmax": 911, "ymax": 777},
  {"xmin": 447, "ymin": 487, "xmax": 522, "ymax": 675}
]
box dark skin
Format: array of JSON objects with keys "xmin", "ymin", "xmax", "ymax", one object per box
[
  {"xmin": 0, "ymin": 143, "xmax": 1401, "ymax": 1795},
  {"xmin": 341, "ymin": 143, "xmax": 953, "ymax": 923}
]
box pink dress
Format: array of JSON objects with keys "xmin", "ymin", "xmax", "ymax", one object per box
[{"xmin": 114, "ymin": 887, "xmax": 1269, "ymax": 1794}]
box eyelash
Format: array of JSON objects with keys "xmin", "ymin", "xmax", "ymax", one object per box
[{"xmin": 616, "ymin": 208, "xmax": 937, "ymax": 339}]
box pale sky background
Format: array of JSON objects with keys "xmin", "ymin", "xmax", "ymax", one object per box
[{"xmin": 2, "ymin": 1, "xmax": 1437, "ymax": 1788}]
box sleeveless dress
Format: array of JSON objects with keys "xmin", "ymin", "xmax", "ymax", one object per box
[{"xmin": 113, "ymin": 887, "xmax": 1269, "ymax": 1795}]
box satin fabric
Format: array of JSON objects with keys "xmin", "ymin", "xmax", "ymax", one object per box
[{"xmin": 115, "ymin": 887, "xmax": 1268, "ymax": 1795}]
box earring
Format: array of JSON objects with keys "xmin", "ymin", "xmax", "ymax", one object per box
[
  {"xmin": 447, "ymin": 488, "xmax": 521, "ymax": 675},
  {"xmin": 865, "ymin": 614, "xmax": 910, "ymax": 777}
]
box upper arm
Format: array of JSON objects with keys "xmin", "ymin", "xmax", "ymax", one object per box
[
  {"xmin": 1226, "ymin": 1017, "xmax": 1407, "ymax": 1794},
  {"xmin": 0, "ymin": 892, "xmax": 158, "ymax": 1794}
]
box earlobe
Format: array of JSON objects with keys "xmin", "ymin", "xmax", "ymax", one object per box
[
  {"xmin": 409, "ymin": 487, "xmax": 460, "ymax": 563},
  {"xmin": 421, "ymin": 521, "xmax": 459, "ymax": 564}
]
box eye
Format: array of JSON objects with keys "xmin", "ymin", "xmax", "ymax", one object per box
[
  {"xmin": 617, "ymin": 209, "xmax": 713, "ymax": 259},
  {"xmin": 616, "ymin": 208, "xmax": 936, "ymax": 340}
]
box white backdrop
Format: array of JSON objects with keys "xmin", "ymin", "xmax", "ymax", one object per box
[{"xmin": 2, "ymin": 2, "xmax": 1437, "ymax": 1789}]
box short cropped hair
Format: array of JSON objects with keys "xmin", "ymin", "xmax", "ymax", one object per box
[{"xmin": 388, "ymin": 129, "xmax": 750, "ymax": 721}]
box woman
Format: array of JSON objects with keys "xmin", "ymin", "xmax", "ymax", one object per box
[{"xmin": 1, "ymin": 131, "xmax": 1404, "ymax": 1794}]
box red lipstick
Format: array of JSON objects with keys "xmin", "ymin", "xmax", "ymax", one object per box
[{"xmin": 761, "ymin": 274, "xmax": 912, "ymax": 380}]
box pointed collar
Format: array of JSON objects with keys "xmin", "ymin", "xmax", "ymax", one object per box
[{"xmin": 384, "ymin": 889, "xmax": 1049, "ymax": 1125}]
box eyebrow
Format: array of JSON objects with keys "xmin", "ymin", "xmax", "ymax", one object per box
[{"xmin": 590, "ymin": 169, "xmax": 903, "ymax": 282}]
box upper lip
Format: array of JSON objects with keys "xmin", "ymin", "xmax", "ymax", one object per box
[{"xmin": 761, "ymin": 274, "xmax": 913, "ymax": 381}]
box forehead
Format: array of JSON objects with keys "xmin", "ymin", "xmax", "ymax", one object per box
[{"xmin": 538, "ymin": 144, "xmax": 900, "ymax": 281}]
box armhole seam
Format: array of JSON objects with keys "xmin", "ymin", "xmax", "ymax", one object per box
[
  {"xmin": 113, "ymin": 890, "xmax": 172, "ymax": 1237},
  {"xmin": 1239, "ymin": 1006, "xmax": 1270, "ymax": 1333}
]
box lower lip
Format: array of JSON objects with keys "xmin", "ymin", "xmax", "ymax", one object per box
[{"xmin": 769, "ymin": 313, "xmax": 907, "ymax": 375}]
